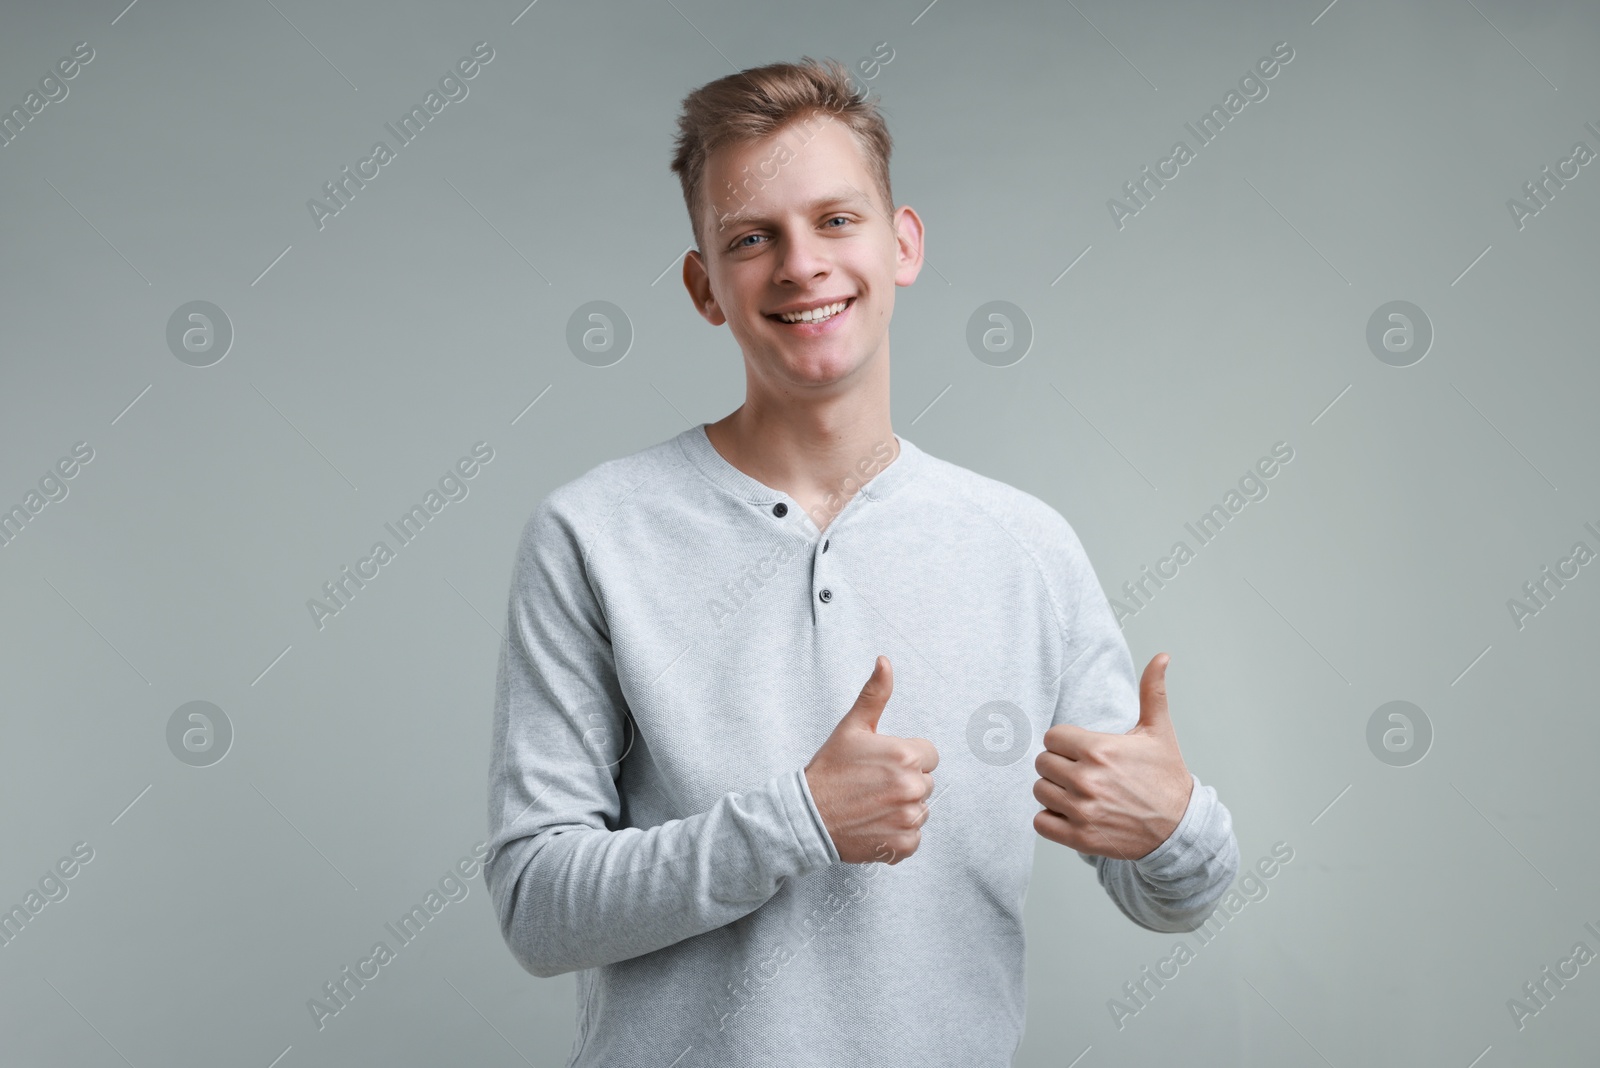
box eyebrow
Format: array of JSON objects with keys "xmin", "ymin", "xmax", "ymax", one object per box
[{"xmin": 713, "ymin": 189, "xmax": 872, "ymax": 233}]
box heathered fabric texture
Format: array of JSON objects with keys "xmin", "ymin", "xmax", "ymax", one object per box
[{"xmin": 485, "ymin": 424, "xmax": 1240, "ymax": 1067}]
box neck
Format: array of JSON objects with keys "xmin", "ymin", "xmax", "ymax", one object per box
[{"xmin": 704, "ymin": 377, "xmax": 899, "ymax": 534}]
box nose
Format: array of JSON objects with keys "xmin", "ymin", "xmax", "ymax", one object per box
[{"xmin": 772, "ymin": 226, "xmax": 831, "ymax": 287}]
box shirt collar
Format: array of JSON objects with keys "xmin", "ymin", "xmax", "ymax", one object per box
[{"xmin": 677, "ymin": 422, "xmax": 925, "ymax": 509}]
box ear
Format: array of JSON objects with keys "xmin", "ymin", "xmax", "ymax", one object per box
[
  {"xmin": 892, "ymin": 205, "xmax": 924, "ymax": 288},
  {"xmin": 681, "ymin": 248, "xmax": 727, "ymax": 326}
]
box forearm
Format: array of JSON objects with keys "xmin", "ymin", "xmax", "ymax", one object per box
[{"xmin": 486, "ymin": 767, "xmax": 837, "ymax": 978}]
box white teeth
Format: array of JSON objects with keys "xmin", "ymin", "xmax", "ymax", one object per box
[{"xmin": 778, "ymin": 299, "xmax": 848, "ymax": 323}]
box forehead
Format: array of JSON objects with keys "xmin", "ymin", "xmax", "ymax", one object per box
[{"xmin": 703, "ymin": 115, "xmax": 875, "ymax": 227}]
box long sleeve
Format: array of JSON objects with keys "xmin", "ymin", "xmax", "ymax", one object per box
[
  {"xmin": 483, "ymin": 496, "xmax": 839, "ymax": 980},
  {"xmin": 1051, "ymin": 516, "xmax": 1240, "ymax": 934}
]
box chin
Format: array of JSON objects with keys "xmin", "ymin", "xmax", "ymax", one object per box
[{"xmin": 788, "ymin": 353, "xmax": 870, "ymax": 385}]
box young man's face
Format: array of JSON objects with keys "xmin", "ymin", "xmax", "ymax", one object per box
[{"xmin": 682, "ymin": 112, "xmax": 923, "ymax": 398}]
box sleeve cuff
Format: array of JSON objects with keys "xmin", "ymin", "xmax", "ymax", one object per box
[
  {"xmin": 785, "ymin": 767, "xmax": 841, "ymax": 867},
  {"xmin": 1133, "ymin": 772, "xmax": 1224, "ymax": 880}
]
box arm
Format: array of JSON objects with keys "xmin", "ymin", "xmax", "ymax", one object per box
[
  {"xmin": 484, "ymin": 497, "xmax": 838, "ymax": 979},
  {"xmin": 1052, "ymin": 519, "xmax": 1239, "ymax": 934}
]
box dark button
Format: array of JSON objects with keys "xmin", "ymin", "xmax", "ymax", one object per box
[
  {"xmin": 823, "ymin": 539, "xmax": 829, "ymax": 552},
  {"xmin": 818, "ymin": 588, "xmax": 832, "ymax": 603},
  {"xmin": 772, "ymin": 502, "xmax": 787, "ymax": 517}
]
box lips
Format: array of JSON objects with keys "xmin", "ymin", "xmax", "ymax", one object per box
[{"xmin": 765, "ymin": 297, "xmax": 856, "ymax": 334}]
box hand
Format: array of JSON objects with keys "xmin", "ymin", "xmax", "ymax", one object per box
[
  {"xmin": 804, "ymin": 656, "xmax": 939, "ymax": 865},
  {"xmin": 1032, "ymin": 652, "xmax": 1193, "ymax": 861}
]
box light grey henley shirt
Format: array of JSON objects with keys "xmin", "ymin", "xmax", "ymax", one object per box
[{"xmin": 485, "ymin": 424, "xmax": 1240, "ymax": 1067}]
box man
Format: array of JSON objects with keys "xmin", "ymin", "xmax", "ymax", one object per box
[{"xmin": 485, "ymin": 56, "xmax": 1239, "ymax": 1067}]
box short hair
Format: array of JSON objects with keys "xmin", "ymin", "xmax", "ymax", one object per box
[{"xmin": 669, "ymin": 56, "xmax": 895, "ymax": 254}]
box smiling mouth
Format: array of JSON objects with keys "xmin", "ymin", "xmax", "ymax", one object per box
[{"xmin": 766, "ymin": 297, "xmax": 856, "ymax": 325}]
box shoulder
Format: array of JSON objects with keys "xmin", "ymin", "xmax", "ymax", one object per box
[
  {"xmin": 909, "ymin": 444, "xmax": 1101, "ymax": 626},
  {"xmin": 518, "ymin": 431, "xmax": 693, "ymax": 558},
  {"xmin": 914, "ymin": 446, "xmax": 1090, "ymax": 562}
]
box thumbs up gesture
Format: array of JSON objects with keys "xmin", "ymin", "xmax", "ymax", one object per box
[
  {"xmin": 804, "ymin": 656, "xmax": 939, "ymax": 865},
  {"xmin": 1033, "ymin": 653, "xmax": 1193, "ymax": 861}
]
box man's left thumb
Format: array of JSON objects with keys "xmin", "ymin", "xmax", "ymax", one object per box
[{"xmin": 1137, "ymin": 653, "xmax": 1172, "ymax": 731}]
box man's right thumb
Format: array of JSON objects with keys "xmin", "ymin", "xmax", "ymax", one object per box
[{"xmin": 844, "ymin": 655, "xmax": 893, "ymax": 733}]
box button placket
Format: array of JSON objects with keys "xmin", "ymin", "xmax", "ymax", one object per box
[
  {"xmin": 815, "ymin": 530, "xmax": 832, "ymax": 605},
  {"xmin": 765, "ymin": 495, "xmax": 839, "ymax": 620}
]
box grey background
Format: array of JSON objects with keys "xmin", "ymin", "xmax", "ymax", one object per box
[{"xmin": 2, "ymin": 0, "xmax": 1596, "ymax": 1064}]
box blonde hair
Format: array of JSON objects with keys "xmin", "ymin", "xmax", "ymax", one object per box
[{"xmin": 669, "ymin": 56, "xmax": 895, "ymax": 253}]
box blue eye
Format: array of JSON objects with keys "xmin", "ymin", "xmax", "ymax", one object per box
[{"xmin": 731, "ymin": 216, "xmax": 851, "ymax": 250}]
